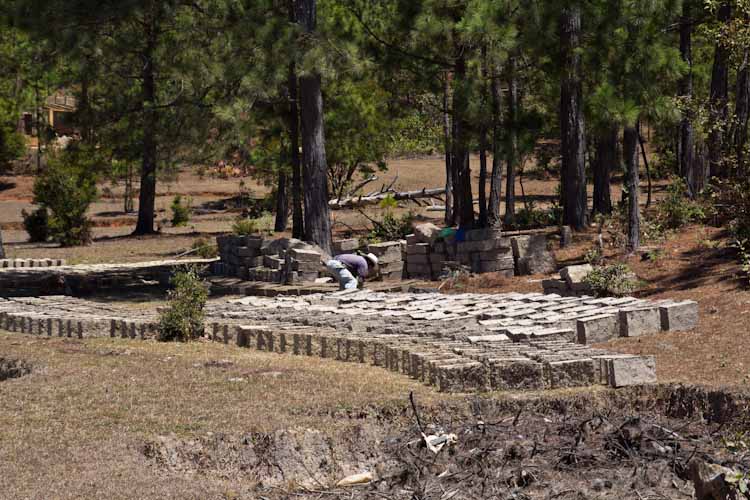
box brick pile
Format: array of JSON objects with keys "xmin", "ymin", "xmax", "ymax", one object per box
[{"xmin": 215, "ymin": 235, "xmax": 322, "ymax": 284}]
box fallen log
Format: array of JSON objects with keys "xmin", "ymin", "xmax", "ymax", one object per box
[{"xmin": 329, "ymin": 187, "xmax": 446, "ymax": 209}]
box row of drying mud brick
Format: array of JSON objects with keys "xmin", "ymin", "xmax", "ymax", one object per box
[
  {"xmin": 211, "ymin": 322, "xmax": 656, "ymax": 392},
  {"xmin": 0, "ymin": 311, "xmax": 158, "ymax": 339},
  {"xmin": 0, "ymin": 258, "xmax": 66, "ymax": 269}
]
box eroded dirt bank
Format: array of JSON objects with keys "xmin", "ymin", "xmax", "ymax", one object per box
[{"xmin": 143, "ymin": 384, "xmax": 750, "ymax": 499}]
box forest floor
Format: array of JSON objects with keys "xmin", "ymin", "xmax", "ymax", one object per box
[{"xmin": 2, "ymin": 157, "xmax": 750, "ymax": 498}]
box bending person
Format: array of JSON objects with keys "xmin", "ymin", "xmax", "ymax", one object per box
[{"xmin": 326, "ymin": 252, "xmax": 379, "ymax": 290}]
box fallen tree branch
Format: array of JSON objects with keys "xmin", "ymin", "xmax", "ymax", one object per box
[{"xmin": 329, "ymin": 187, "xmax": 446, "ymax": 209}]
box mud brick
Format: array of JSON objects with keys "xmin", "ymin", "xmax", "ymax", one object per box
[
  {"xmin": 576, "ymin": 314, "xmax": 619, "ymax": 344},
  {"xmin": 479, "ymin": 260, "xmax": 515, "ymax": 273},
  {"xmin": 57, "ymin": 318, "xmax": 65, "ymax": 337},
  {"xmin": 405, "ymin": 234, "xmax": 418, "ymax": 246},
  {"xmin": 367, "ymin": 242, "xmax": 402, "ymax": 263},
  {"xmin": 659, "ymin": 300, "xmax": 698, "ymax": 332},
  {"xmin": 608, "ymin": 355, "xmax": 656, "ymax": 387},
  {"xmin": 464, "ymin": 227, "xmax": 504, "ymax": 241},
  {"xmin": 489, "ymin": 359, "xmax": 546, "ymax": 390},
  {"xmin": 546, "ymin": 359, "xmax": 596, "ymax": 388},
  {"xmin": 236, "ymin": 325, "xmax": 261, "ymax": 348},
  {"xmin": 436, "ymin": 362, "xmax": 486, "ymax": 392},
  {"xmin": 407, "ymin": 254, "xmax": 430, "ymax": 265},
  {"xmin": 619, "ymin": 307, "xmax": 661, "ymax": 337},
  {"xmin": 334, "ymin": 238, "xmax": 360, "ymax": 253},
  {"xmin": 130, "ymin": 322, "xmax": 137, "ymax": 339},
  {"xmin": 591, "ymin": 354, "xmax": 633, "ymax": 385},
  {"xmin": 292, "ymin": 261, "xmax": 320, "ymax": 273},
  {"xmin": 235, "ymin": 246, "xmax": 258, "ymax": 258},
  {"xmin": 458, "ymin": 239, "xmax": 511, "ymax": 253},
  {"xmin": 425, "ymin": 356, "xmax": 464, "ymax": 385},
  {"xmin": 242, "ymin": 236, "xmax": 263, "ymax": 249},
  {"xmin": 289, "ymin": 248, "xmax": 320, "ymax": 262},
  {"xmin": 110, "ymin": 319, "xmax": 117, "ymax": 338},
  {"xmin": 264, "ymin": 255, "xmax": 284, "ymax": 270},
  {"xmin": 293, "ymin": 332, "xmax": 312, "ymax": 355},
  {"xmin": 222, "ymin": 324, "xmax": 230, "ymax": 344},
  {"xmin": 406, "ymin": 263, "xmax": 431, "ymax": 275},
  {"xmin": 119, "ymin": 320, "xmax": 129, "ymax": 339},
  {"xmin": 406, "ymin": 243, "xmax": 430, "ymax": 255}
]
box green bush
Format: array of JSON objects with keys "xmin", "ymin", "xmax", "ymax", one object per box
[
  {"xmin": 231, "ymin": 212, "xmax": 274, "ymax": 235},
  {"xmin": 22, "ymin": 207, "xmax": 50, "ymax": 243},
  {"xmin": 369, "ymin": 211, "xmax": 414, "ymax": 242},
  {"xmin": 33, "ymin": 148, "xmax": 97, "ymax": 246},
  {"xmin": 157, "ymin": 267, "xmax": 208, "ymax": 342},
  {"xmin": 583, "ymin": 263, "xmax": 639, "ymax": 297},
  {"xmin": 170, "ymin": 195, "xmax": 191, "ymax": 227},
  {"xmin": 653, "ymin": 177, "xmax": 708, "ymax": 230},
  {"xmin": 510, "ymin": 201, "xmax": 562, "ymax": 230},
  {"xmin": 191, "ymin": 238, "xmax": 218, "ymax": 258}
]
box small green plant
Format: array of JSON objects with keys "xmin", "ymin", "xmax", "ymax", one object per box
[
  {"xmin": 584, "ymin": 246, "xmax": 604, "ymax": 266},
  {"xmin": 32, "ymin": 147, "xmax": 97, "ymax": 246},
  {"xmin": 157, "ymin": 267, "xmax": 208, "ymax": 342},
  {"xmin": 644, "ymin": 248, "xmax": 665, "ymax": 262},
  {"xmin": 232, "ymin": 212, "xmax": 274, "ymax": 236},
  {"xmin": 22, "ymin": 207, "xmax": 50, "ymax": 243},
  {"xmin": 170, "ymin": 195, "xmax": 191, "ymax": 227},
  {"xmin": 583, "ymin": 263, "xmax": 639, "ymax": 297},
  {"xmin": 511, "ymin": 201, "xmax": 561, "ymax": 230},
  {"xmin": 191, "ymin": 238, "xmax": 218, "ymax": 258}
]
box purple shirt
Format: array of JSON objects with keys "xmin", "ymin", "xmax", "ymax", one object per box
[{"xmin": 335, "ymin": 254, "xmax": 369, "ymax": 278}]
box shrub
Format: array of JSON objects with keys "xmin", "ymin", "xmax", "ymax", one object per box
[
  {"xmin": 157, "ymin": 267, "xmax": 208, "ymax": 342},
  {"xmin": 511, "ymin": 201, "xmax": 562, "ymax": 230},
  {"xmin": 191, "ymin": 238, "xmax": 218, "ymax": 258},
  {"xmin": 583, "ymin": 263, "xmax": 639, "ymax": 297},
  {"xmin": 33, "ymin": 148, "xmax": 97, "ymax": 246},
  {"xmin": 22, "ymin": 207, "xmax": 50, "ymax": 242},
  {"xmin": 170, "ymin": 195, "xmax": 191, "ymax": 227},
  {"xmin": 653, "ymin": 177, "xmax": 708, "ymax": 230},
  {"xmin": 584, "ymin": 246, "xmax": 604, "ymax": 266},
  {"xmin": 232, "ymin": 212, "xmax": 274, "ymax": 236},
  {"xmin": 369, "ymin": 211, "xmax": 414, "ymax": 242}
]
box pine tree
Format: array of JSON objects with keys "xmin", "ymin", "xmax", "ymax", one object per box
[
  {"xmin": 559, "ymin": 3, "xmax": 587, "ymax": 231},
  {"xmin": 708, "ymin": 2, "xmax": 731, "ymax": 179}
]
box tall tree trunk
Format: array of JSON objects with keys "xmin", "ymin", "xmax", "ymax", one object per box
[
  {"xmin": 274, "ymin": 169, "xmax": 289, "ymax": 232},
  {"xmin": 708, "ymin": 2, "xmax": 731, "ymax": 179},
  {"xmin": 679, "ymin": 3, "xmax": 697, "ymax": 196},
  {"xmin": 133, "ymin": 12, "xmax": 158, "ymax": 235},
  {"xmin": 289, "ymin": 0, "xmax": 304, "ymax": 240},
  {"xmin": 451, "ymin": 51, "xmax": 474, "ymax": 228},
  {"xmin": 559, "ymin": 4, "xmax": 587, "ymax": 230},
  {"xmin": 593, "ymin": 125, "xmax": 616, "ymax": 215},
  {"xmin": 296, "ymin": 0, "xmax": 332, "ymax": 254},
  {"xmin": 735, "ymin": 47, "xmax": 750, "ymax": 176},
  {"xmin": 624, "ymin": 125, "xmax": 640, "ymax": 251},
  {"xmin": 477, "ymin": 47, "xmax": 489, "ymax": 227},
  {"xmin": 487, "ymin": 66, "xmax": 503, "ymax": 228},
  {"xmin": 505, "ymin": 55, "xmax": 518, "ymax": 226},
  {"xmin": 443, "ymin": 72, "xmax": 454, "ymax": 226}
]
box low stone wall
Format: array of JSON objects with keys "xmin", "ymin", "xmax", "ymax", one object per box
[
  {"xmin": 0, "ymin": 258, "xmax": 66, "ymax": 268},
  {"xmin": 404, "ymin": 227, "xmax": 556, "ymax": 281}
]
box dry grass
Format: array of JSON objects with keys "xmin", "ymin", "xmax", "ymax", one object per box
[{"xmin": 0, "ymin": 331, "xmax": 455, "ymax": 499}]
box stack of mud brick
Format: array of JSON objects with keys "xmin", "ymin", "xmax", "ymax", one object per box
[
  {"xmin": 214, "ymin": 235, "xmax": 321, "ymax": 284},
  {"xmin": 542, "ymin": 264, "xmax": 597, "ymax": 297},
  {"xmin": 0, "ymin": 258, "xmax": 66, "ymax": 268},
  {"xmin": 405, "ymin": 226, "xmax": 515, "ymax": 280},
  {"xmin": 332, "ymin": 238, "xmax": 405, "ymax": 279}
]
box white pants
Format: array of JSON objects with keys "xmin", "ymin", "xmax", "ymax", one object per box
[{"xmin": 326, "ymin": 260, "xmax": 359, "ymax": 290}]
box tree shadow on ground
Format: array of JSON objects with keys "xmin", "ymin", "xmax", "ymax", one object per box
[{"xmin": 639, "ymin": 229, "xmax": 746, "ymax": 297}]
